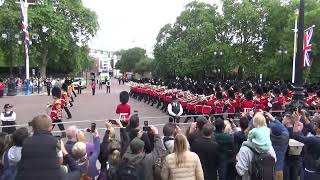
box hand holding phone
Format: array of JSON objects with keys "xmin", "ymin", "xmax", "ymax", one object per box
[{"xmin": 143, "ymin": 121, "xmax": 151, "ymax": 131}]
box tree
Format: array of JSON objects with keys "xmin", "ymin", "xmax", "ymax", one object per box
[
  {"xmin": 0, "ymin": 0, "xmax": 98, "ymax": 77},
  {"xmin": 115, "ymin": 47, "xmax": 146, "ymax": 73}
]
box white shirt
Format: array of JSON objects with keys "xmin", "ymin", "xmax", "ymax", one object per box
[
  {"xmin": 167, "ymin": 102, "xmax": 183, "ymax": 117},
  {"xmin": 0, "ymin": 111, "xmax": 16, "ymax": 121}
]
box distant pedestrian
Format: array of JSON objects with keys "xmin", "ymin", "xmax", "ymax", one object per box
[
  {"xmin": 0, "ymin": 104, "xmax": 17, "ymax": 134},
  {"xmin": 91, "ymin": 80, "xmax": 96, "ymax": 95},
  {"xmin": 106, "ymin": 80, "xmax": 111, "ymax": 93},
  {"xmin": 46, "ymin": 79, "xmax": 52, "ymax": 96},
  {"xmin": 77, "ymin": 81, "xmax": 82, "ymax": 94},
  {"xmin": 118, "ymin": 78, "xmax": 121, "ymax": 85}
]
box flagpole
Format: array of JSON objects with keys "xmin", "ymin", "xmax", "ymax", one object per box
[{"xmin": 292, "ymin": 10, "xmax": 299, "ymax": 84}]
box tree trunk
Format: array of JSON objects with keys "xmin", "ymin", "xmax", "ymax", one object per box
[{"xmin": 40, "ymin": 48, "xmax": 48, "ymax": 78}]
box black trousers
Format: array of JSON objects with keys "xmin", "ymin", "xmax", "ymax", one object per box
[
  {"xmin": 92, "ymin": 88, "xmax": 95, "ymax": 95},
  {"xmin": 47, "ymin": 86, "xmax": 51, "ymax": 96},
  {"xmin": 2, "ymin": 121, "xmax": 16, "ymax": 134},
  {"xmin": 106, "ymin": 86, "xmax": 110, "ymax": 93},
  {"xmin": 77, "ymin": 87, "xmax": 82, "ymax": 94},
  {"xmin": 72, "ymin": 90, "xmax": 77, "ymax": 97},
  {"xmin": 52, "ymin": 119, "xmax": 66, "ymax": 137},
  {"xmin": 64, "ymin": 106, "xmax": 72, "ymax": 118}
]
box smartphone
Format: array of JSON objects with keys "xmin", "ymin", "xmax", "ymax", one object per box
[
  {"xmin": 109, "ymin": 119, "xmax": 118, "ymax": 125},
  {"xmin": 143, "ymin": 121, "xmax": 151, "ymax": 131},
  {"xmin": 91, "ymin": 123, "xmax": 96, "ymax": 132},
  {"xmin": 28, "ymin": 122, "xmax": 32, "ymax": 126}
]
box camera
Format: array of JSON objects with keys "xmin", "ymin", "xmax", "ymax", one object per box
[
  {"xmin": 86, "ymin": 123, "xmax": 96, "ymax": 133},
  {"xmin": 143, "ymin": 121, "xmax": 151, "ymax": 131}
]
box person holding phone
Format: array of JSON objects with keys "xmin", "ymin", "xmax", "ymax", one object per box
[{"xmin": 167, "ymin": 96, "xmax": 183, "ymax": 123}]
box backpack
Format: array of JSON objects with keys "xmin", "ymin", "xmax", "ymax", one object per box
[
  {"xmin": 244, "ymin": 145, "xmax": 275, "ymax": 180},
  {"xmin": 1, "ymin": 150, "xmax": 17, "ymax": 180},
  {"xmin": 153, "ymin": 137, "xmax": 174, "ymax": 180},
  {"xmin": 118, "ymin": 158, "xmax": 144, "ymax": 180}
]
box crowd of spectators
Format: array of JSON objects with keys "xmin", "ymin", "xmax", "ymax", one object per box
[{"xmin": 0, "ymin": 108, "xmax": 319, "ymax": 180}]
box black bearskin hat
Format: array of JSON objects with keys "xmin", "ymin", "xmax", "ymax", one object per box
[
  {"xmin": 245, "ymin": 91, "xmax": 253, "ymax": 101},
  {"xmin": 228, "ymin": 89, "xmax": 235, "ymax": 99},
  {"xmin": 120, "ymin": 91, "xmax": 129, "ymax": 104},
  {"xmin": 61, "ymin": 83, "xmax": 68, "ymax": 92},
  {"xmin": 255, "ymin": 87, "xmax": 263, "ymax": 96},
  {"xmin": 273, "ymin": 87, "xmax": 281, "ymax": 96},
  {"xmin": 196, "ymin": 87, "xmax": 204, "ymax": 95},
  {"xmin": 216, "ymin": 91, "xmax": 223, "ymax": 100},
  {"xmin": 52, "ymin": 87, "xmax": 61, "ymax": 98}
]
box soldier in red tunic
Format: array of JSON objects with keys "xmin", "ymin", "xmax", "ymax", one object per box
[{"xmin": 49, "ymin": 86, "xmax": 66, "ymax": 137}]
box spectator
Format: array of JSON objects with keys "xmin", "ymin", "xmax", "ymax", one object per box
[
  {"xmin": 291, "ymin": 112, "xmax": 320, "ymax": 179},
  {"xmin": 0, "ymin": 127, "xmax": 29, "ymax": 180},
  {"xmin": 234, "ymin": 116, "xmax": 249, "ymax": 153},
  {"xmin": 58, "ymin": 141, "xmax": 80, "ymax": 180},
  {"xmin": 191, "ymin": 124, "xmax": 219, "ymax": 180},
  {"xmin": 161, "ymin": 134, "xmax": 204, "ymax": 180},
  {"xmin": 236, "ymin": 113, "xmax": 277, "ymax": 180},
  {"xmin": 121, "ymin": 126, "xmax": 165, "ymax": 180},
  {"xmin": 125, "ymin": 114, "xmax": 152, "ymax": 153},
  {"xmin": 187, "ymin": 116, "xmax": 208, "ymax": 145},
  {"xmin": 72, "ymin": 130, "xmax": 100, "ymax": 179},
  {"xmin": 162, "ymin": 122, "xmax": 181, "ymax": 153},
  {"xmin": 282, "ymin": 114, "xmax": 302, "ymax": 180},
  {"xmin": 64, "ymin": 125, "xmax": 79, "ymax": 155},
  {"xmin": 16, "ymin": 114, "xmax": 64, "ymax": 180},
  {"xmin": 266, "ymin": 112, "xmax": 289, "ymax": 180},
  {"xmin": 215, "ymin": 119, "xmax": 236, "ymax": 180}
]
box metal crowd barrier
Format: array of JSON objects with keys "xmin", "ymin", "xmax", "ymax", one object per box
[{"xmin": 0, "ymin": 110, "xmax": 318, "ymax": 132}]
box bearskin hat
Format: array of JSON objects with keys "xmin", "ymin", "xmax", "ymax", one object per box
[
  {"xmin": 120, "ymin": 91, "xmax": 129, "ymax": 104},
  {"xmin": 255, "ymin": 87, "xmax": 263, "ymax": 96},
  {"xmin": 52, "ymin": 86, "xmax": 61, "ymax": 98},
  {"xmin": 216, "ymin": 91, "xmax": 223, "ymax": 100},
  {"xmin": 61, "ymin": 83, "xmax": 68, "ymax": 92},
  {"xmin": 273, "ymin": 87, "xmax": 281, "ymax": 96},
  {"xmin": 245, "ymin": 91, "xmax": 253, "ymax": 101},
  {"xmin": 228, "ymin": 89, "xmax": 235, "ymax": 99}
]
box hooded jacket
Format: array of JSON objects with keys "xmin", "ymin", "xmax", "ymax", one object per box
[
  {"xmin": 236, "ymin": 141, "xmax": 277, "ymax": 180},
  {"xmin": 122, "ymin": 134, "xmax": 166, "ymax": 180},
  {"xmin": 269, "ymin": 119, "xmax": 289, "ymax": 171}
]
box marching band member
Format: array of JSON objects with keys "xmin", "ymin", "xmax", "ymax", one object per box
[{"xmin": 49, "ymin": 87, "xmax": 66, "ymax": 137}]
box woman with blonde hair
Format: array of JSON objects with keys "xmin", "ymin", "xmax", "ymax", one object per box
[{"xmin": 161, "ymin": 134, "xmax": 204, "ymax": 180}]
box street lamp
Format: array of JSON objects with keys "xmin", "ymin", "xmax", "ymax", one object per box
[
  {"xmin": 287, "ymin": 0, "xmax": 307, "ymax": 111},
  {"xmin": 278, "ymin": 48, "xmax": 287, "ymax": 80}
]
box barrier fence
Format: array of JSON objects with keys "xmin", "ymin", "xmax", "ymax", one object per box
[{"xmin": 0, "ymin": 109, "xmax": 319, "ymax": 131}]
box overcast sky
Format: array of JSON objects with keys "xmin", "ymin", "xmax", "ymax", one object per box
[{"xmin": 82, "ymin": 0, "xmax": 219, "ymax": 54}]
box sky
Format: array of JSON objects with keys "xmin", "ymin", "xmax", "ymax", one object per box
[{"xmin": 82, "ymin": 0, "xmax": 220, "ymax": 55}]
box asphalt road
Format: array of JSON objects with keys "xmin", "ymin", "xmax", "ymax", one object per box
[{"xmin": 0, "ymin": 79, "xmax": 171, "ymax": 135}]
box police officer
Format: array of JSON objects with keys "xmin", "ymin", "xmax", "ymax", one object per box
[
  {"xmin": 0, "ymin": 104, "xmax": 17, "ymax": 134},
  {"xmin": 167, "ymin": 96, "xmax": 183, "ymax": 123}
]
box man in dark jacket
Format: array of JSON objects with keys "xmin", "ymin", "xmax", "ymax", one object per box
[
  {"xmin": 191, "ymin": 124, "xmax": 219, "ymax": 180},
  {"xmin": 121, "ymin": 126, "xmax": 165, "ymax": 180},
  {"xmin": 215, "ymin": 119, "xmax": 235, "ymax": 180},
  {"xmin": 16, "ymin": 114, "xmax": 64, "ymax": 180},
  {"xmin": 291, "ymin": 113, "xmax": 320, "ymax": 179},
  {"xmin": 267, "ymin": 112, "xmax": 289, "ymax": 180}
]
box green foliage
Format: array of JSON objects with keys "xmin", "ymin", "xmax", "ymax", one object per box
[
  {"xmin": 153, "ymin": 0, "xmax": 320, "ymax": 81},
  {"xmin": 115, "ymin": 47, "xmax": 147, "ymax": 73},
  {"xmin": 0, "ymin": 0, "xmax": 98, "ymax": 77}
]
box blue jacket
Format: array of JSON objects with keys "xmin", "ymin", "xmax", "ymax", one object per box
[{"xmin": 269, "ymin": 119, "xmax": 289, "ymax": 171}]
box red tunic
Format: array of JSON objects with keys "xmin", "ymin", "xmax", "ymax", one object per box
[
  {"xmin": 50, "ymin": 99, "xmax": 62, "ymax": 121},
  {"xmin": 116, "ymin": 103, "xmax": 131, "ymax": 121},
  {"xmin": 242, "ymin": 100, "xmax": 254, "ymax": 112}
]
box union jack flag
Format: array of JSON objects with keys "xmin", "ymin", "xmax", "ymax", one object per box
[{"xmin": 302, "ymin": 27, "xmax": 313, "ymax": 67}]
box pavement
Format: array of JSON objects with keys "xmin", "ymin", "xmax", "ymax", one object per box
[{"xmin": 0, "ymin": 79, "xmax": 171, "ymax": 136}]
